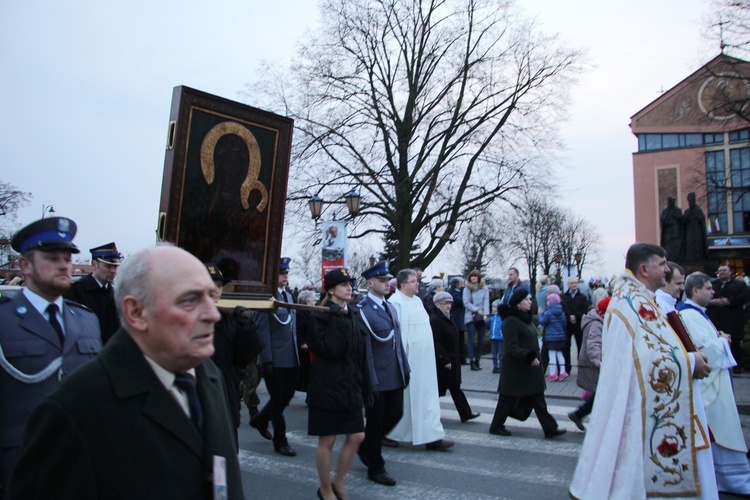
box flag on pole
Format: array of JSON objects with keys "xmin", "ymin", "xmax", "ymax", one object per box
[
  {"xmin": 714, "ymin": 217, "xmax": 721, "ymax": 233},
  {"xmin": 707, "ymin": 217, "xmax": 713, "ymax": 234}
]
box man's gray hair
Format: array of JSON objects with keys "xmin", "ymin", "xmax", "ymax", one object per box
[
  {"xmin": 684, "ymin": 272, "xmax": 712, "ymax": 299},
  {"xmin": 113, "ymin": 244, "xmax": 171, "ymax": 325},
  {"xmin": 449, "ymin": 277, "xmax": 462, "ymax": 288},
  {"xmin": 396, "ymin": 269, "xmax": 417, "ymax": 289}
]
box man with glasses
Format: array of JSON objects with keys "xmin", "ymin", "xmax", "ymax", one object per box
[{"xmin": 387, "ymin": 269, "xmax": 454, "ymax": 451}]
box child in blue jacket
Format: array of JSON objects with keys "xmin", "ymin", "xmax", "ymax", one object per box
[
  {"xmin": 487, "ymin": 305, "xmax": 503, "ymax": 374},
  {"xmin": 539, "ymin": 293, "xmax": 568, "ymax": 381}
]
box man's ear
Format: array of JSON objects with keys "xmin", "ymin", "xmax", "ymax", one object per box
[
  {"xmin": 638, "ymin": 263, "xmax": 649, "ymax": 280},
  {"xmin": 120, "ymin": 296, "xmax": 148, "ymax": 332},
  {"xmin": 18, "ymin": 255, "xmax": 31, "ymax": 275}
]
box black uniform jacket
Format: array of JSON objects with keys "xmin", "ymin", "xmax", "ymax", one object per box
[
  {"xmin": 65, "ymin": 274, "xmax": 120, "ymax": 344},
  {"xmin": 7, "ymin": 329, "xmax": 244, "ymax": 500}
]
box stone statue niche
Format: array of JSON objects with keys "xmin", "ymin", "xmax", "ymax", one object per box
[
  {"xmin": 681, "ymin": 192, "xmax": 709, "ymax": 262},
  {"xmin": 660, "ymin": 196, "xmax": 683, "ymax": 261}
]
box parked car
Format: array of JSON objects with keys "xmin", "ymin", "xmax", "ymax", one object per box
[{"xmin": 0, "ymin": 285, "xmax": 22, "ymax": 300}]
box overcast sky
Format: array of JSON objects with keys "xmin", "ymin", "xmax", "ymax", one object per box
[{"xmin": 1, "ymin": 0, "xmax": 715, "ymax": 282}]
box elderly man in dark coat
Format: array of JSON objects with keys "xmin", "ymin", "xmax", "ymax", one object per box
[{"xmin": 7, "ymin": 245, "xmax": 244, "ymax": 499}]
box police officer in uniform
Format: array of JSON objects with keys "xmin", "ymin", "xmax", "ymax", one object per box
[
  {"xmin": 65, "ymin": 242, "xmax": 122, "ymax": 344},
  {"xmin": 0, "ymin": 217, "xmax": 101, "ymax": 490},
  {"xmin": 356, "ymin": 261, "xmax": 409, "ymax": 486},
  {"xmin": 250, "ymin": 257, "xmax": 299, "ymax": 457}
]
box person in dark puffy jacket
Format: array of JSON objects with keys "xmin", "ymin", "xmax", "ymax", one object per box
[{"xmin": 539, "ymin": 294, "xmax": 567, "ymax": 381}]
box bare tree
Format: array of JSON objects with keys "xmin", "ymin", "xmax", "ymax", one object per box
[
  {"xmin": 555, "ymin": 213, "xmax": 602, "ymax": 280},
  {"xmin": 506, "ymin": 195, "xmax": 563, "ymax": 287},
  {"xmin": 0, "ymin": 181, "xmax": 32, "ymax": 263},
  {"xmin": 249, "ymin": 0, "xmax": 582, "ymax": 270},
  {"xmin": 460, "ymin": 211, "xmax": 504, "ymax": 275}
]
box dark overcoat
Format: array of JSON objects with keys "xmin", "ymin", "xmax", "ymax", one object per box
[
  {"xmin": 6, "ymin": 329, "xmax": 244, "ymax": 500},
  {"xmin": 0, "ymin": 291, "xmax": 101, "ymax": 485},
  {"xmin": 64, "ymin": 274, "xmax": 120, "ymax": 344},
  {"xmin": 212, "ymin": 307, "xmax": 263, "ymax": 430},
  {"xmin": 497, "ymin": 308, "xmax": 546, "ymax": 397},
  {"xmin": 430, "ymin": 310, "xmax": 462, "ymax": 395},
  {"xmin": 708, "ymin": 277, "xmax": 749, "ymax": 338}
]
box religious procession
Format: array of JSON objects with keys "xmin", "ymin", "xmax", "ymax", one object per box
[{"xmin": 4, "ymin": 1, "xmax": 750, "ymax": 497}]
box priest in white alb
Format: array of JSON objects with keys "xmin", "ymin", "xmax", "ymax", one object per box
[
  {"xmin": 387, "ymin": 269, "xmax": 454, "ymax": 450},
  {"xmin": 677, "ymin": 272, "xmax": 750, "ymax": 496},
  {"xmin": 570, "ymin": 243, "xmax": 717, "ymax": 500}
]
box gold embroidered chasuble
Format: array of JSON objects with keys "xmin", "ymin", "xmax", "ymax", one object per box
[{"xmin": 570, "ymin": 272, "xmax": 709, "ymax": 499}]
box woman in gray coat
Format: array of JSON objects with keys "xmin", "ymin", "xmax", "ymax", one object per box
[
  {"xmin": 488, "ymin": 289, "xmax": 566, "ymax": 439},
  {"xmin": 462, "ymin": 269, "xmax": 490, "ymax": 371}
]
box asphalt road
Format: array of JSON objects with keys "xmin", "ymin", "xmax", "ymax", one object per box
[
  {"xmin": 240, "ymin": 389, "xmax": 584, "ymax": 499},
  {"xmin": 238, "ymin": 381, "xmax": 750, "ymax": 499}
]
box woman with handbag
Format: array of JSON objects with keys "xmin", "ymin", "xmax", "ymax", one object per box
[
  {"xmin": 462, "ymin": 269, "xmax": 489, "ymax": 371},
  {"xmin": 488, "ymin": 289, "xmax": 566, "ymax": 439}
]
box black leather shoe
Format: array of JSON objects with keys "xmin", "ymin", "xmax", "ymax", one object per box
[
  {"xmin": 470, "ymin": 362, "xmax": 479, "ymax": 371},
  {"xmin": 544, "ymin": 428, "xmax": 567, "ymax": 439},
  {"xmin": 489, "ymin": 425, "xmax": 511, "ymax": 436},
  {"xmin": 250, "ymin": 417, "xmax": 272, "ymax": 440},
  {"xmin": 274, "ymin": 444, "xmax": 297, "ymax": 456},
  {"xmin": 568, "ymin": 412, "xmax": 585, "ymax": 431},
  {"xmin": 461, "ymin": 412, "xmax": 481, "ymax": 423},
  {"xmin": 368, "ymin": 471, "xmax": 397, "ymax": 486},
  {"xmin": 381, "ymin": 437, "xmax": 399, "ymax": 448},
  {"xmin": 425, "ymin": 438, "xmax": 455, "ymax": 450}
]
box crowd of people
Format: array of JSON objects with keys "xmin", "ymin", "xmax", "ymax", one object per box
[{"xmin": 1, "ymin": 215, "xmax": 749, "ymax": 498}]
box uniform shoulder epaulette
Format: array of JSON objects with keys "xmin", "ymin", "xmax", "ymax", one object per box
[{"xmin": 63, "ymin": 298, "xmax": 94, "ymax": 313}]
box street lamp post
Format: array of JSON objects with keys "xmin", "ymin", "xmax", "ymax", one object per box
[
  {"xmin": 574, "ymin": 250, "xmax": 583, "ymax": 280},
  {"xmin": 307, "ymin": 190, "xmax": 361, "ymax": 221},
  {"xmin": 41, "ymin": 204, "xmax": 55, "ymax": 219},
  {"xmin": 308, "ymin": 190, "xmax": 363, "ymax": 287},
  {"xmin": 554, "ymin": 253, "xmax": 563, "ymax": 287}
]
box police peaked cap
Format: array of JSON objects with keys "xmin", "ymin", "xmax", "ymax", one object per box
[
  {"xmin": 11, "ymin": 217, "xmax": 80, "ymax": 254},
  {"xmin": 90, "ymin": 242, "xmax": 123, "ymax": 265},
  {"xmin": 362, "ymin": 260, "xmax": 393, "ymax": 280}
]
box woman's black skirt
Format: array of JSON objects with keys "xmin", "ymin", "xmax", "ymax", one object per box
[{"xmin": 308, "ymin": 406, "xmax": 364, "ymax": 436}]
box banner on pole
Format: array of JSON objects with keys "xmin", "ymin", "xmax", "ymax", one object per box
[{"xmin": 321, "ymin": 221, "xmax": 347, "ymax": 289}]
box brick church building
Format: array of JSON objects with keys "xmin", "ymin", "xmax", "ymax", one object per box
[{"xmin": 631, "ymin": 53, "xmax": 750, "ymax": 274}]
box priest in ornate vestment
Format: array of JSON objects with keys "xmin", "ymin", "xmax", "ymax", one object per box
[
  {"xmin": 570, "ymin": 243, "xmax": 717, "ymax": 500},
  {"xmin": 678, "ymin": 272, "xmax": 750, "ymax": 496}
]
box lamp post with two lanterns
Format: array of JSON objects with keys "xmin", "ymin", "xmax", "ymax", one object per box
[
  {"xmin": 554, "ymin": 249, "xmax": 584, "ymax": 288},
  {"xmin": 308, "ymin": 189, "xmax": 362, "ymax": 288}
]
